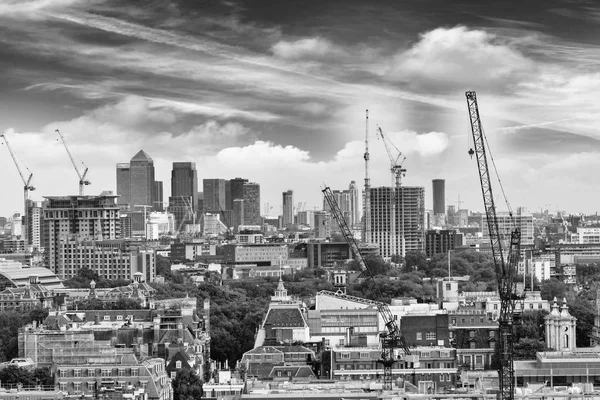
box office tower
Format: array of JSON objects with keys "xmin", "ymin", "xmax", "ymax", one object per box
[
  {"xmin": 243, "ymin": 182, "xmax": 261, "ymax": 225},
  {"xmin": 153, "ymin": 181, "xmax": 164, "ymax": 211},
  {"xmin": 282, "ymin": 190, "xmax": 294, "ymax": 227},
  {"xmin": 349, "ymin": 181, "xmax": 361, "ymax": 228},
  {"xmin": 197, "ymin": 192, "xmax": 204, "ymax": 215},
  {"xmin": 43, "ymin": 194, "xmax": 121, "ymax": 278},
  {"xmin": 233, "ymin": 199, "xmax": 244, "ymax": 232},
  {"xmin": 116, "ymin": 163, "xmax": 131, "ymax": 208},
  {"xmin": 228, "ymin": 177, "xmax": 248, "ymax": 210},
  {"xmin": 170, "ymin": 162, "xmax": 198, "ymax": 229},
  {"xmin": 129, "ymin": 150, "xmax": 155, "ymax": 209},
  {"xmin": 432, "ymin": 179, "xmax": 445, "ymax": 215},
  {"xmin": 447, "ymin": 205, "xmax": 457, "ymax": 226},
  {"xmin": 323, "ymin": 188, "xmax": 353, "ymax": 228},
  {"xmin": 203, "ymin": 179, "xmax": 227, "ymax": 213},
  {"xmin": 368, "ymin": 186, "xmax": 425, "ymax": 258}
]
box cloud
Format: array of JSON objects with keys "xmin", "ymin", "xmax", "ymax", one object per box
[
  {"xmin": 386, "ymin": 26, "xmax": 535, "ymax": 92},
  {"xmin": 271, "ymin": 37, "xmax": 344, "ymax": 60},
  {"xmin": 0, "ymin": 0, "xmax": 80, "ymax": 16},
  {"xmin": 384, "ymin": 130, "xmax": 450, "ymax": 157}
]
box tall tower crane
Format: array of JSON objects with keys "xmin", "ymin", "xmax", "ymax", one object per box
[
  {"xmin": 323, "ymin": 186, "xmax": 416, "ymax": 390},
  {"xmin": 465, "ymin": 91, "xmax": 521, "ymax": 400},
  {"xmin": 1, "ymin": 133, "xmax": 35, "ymax": 244},
  {"xmin": 377, "ymin": 126, "xmax": 407, "ymax": 258},
  {"xmin": 55, "ymin": 129, "xmax": 91, "ymax": 195}
]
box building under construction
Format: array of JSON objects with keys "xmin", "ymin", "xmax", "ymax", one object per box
[{"xmin": 367, "ymin": 186, "xmax": 425, "ymax": 258}]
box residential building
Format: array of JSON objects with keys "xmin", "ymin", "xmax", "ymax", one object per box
[
  {"xmin": 228, "ymin": 177, "xmax": 248, "ymax": 211},
  {"xmin": 297, "ymin": 210, "xmax": 314, "ymax": 228},
  {"xmin": 314, "ymin": 211, "xmax": 330, "ymax": 239},
  {"xmin": 25, "ymin": 200, "xmax": 43, "ymax": 251},
  {"xmin": 482, "ymin": 207, "xmax": 534, "ymax": 247},
  {"xmin": 368, "ymin": 186, "xmax": 425, "ymax": 258},
  {"xmin": 170, "ymin": 243, "xmax": 216, "ymax": 262},
  {"xmin": 223, "ymin": 243, "xmax": 289, "ymax": 266},
  {"xmin": 282, "ymin": 190, "xmax": 294, "ymax": 227},
  {"xmin": 243, "ymin": 182, "xmax": 261, "ymax": 225},
  {"xmin": 448, "ymin": 308, "xmax": 498, "ymax": 371},
  {"xmin": 348, "ymin": 180, "xmax": 361, "ymax": 228},
  {"xmin": 43, "ymin": 194, "xmax": 121, "ymax": 278},
  {"xmin": 241, "ymin": 346, "xmax": 316, "ymax": 380},
  {"xmin": 203, "ymin": 179, "xmax": 227, "ymax": 213}
]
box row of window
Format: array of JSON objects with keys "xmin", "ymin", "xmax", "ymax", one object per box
[
  {"xmin": 415, "ymin": 332, "xmax": 437, "ymax": 341},
  {"xmin": 59, "ymin": 368, "xmax": 139, "ymax": 377}
]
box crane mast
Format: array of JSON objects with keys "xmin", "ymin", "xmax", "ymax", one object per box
[
  {"xmin": 323, "ymin": 186, "xmax": 414, "ymax": 391},
  {"xmin": 56, "ymin": 129, "xmax": 91, "ymax": 195},
  {"xmin": 377, "ymin": 126, "xmax": 407, "ymax": 258},
  {"xmin": 465, "ymin": 91, "xmax": 520, "ymax": 400},
  {"xmin": 1, "ymin": 133, "xmax": 35, "ymax": 244},
  {"xmin": 363, "ymin": 110, "xmax": 371, "ymax": 244}
]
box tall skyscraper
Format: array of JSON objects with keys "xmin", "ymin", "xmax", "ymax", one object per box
[
  {"xmin": 233, "ymin": 199, "xmax": 244, "ymax": 232},
  {"xmin": 282, "ymin": 190, "xmax": 294, "ymax": 227},
  {"xmin": 203, "ymin": 179, "xmax": 227, "ymax": 213},
  {"xmin": 243, "ymin": 182, "xmax": 261, "ymax": 225},
  {"xmin": 170, "ymin": 162, "xmax": 198, "ymax": 229},
  {"xmin": 43, "ymin": 194, "xmax": 121, "ymax": 278},
  {"xmin": 228, "ymin": 177, "xmax": 248, "ymax": 210},
  {"xmin": 25, "ymin": 200, "xmax": 43, "ymax": 251},
  {"xmin": 368, "ymin": 186, "xmax": 425, "ymax": 258},
  {"xmin": 349, "ymin": 181, "xmax": 361, "ymax": 228},
  {"xmin": 153, "ymin": 181, "xmax": 163, "ymax": 211},
  {"xmin": 314, "ymin": 211, "xmax": 330, "ymax": 239},
  {"xmin": 129, "ymin": 150, "xmax": 155, "ymax": 208},
  {"xmin": 116, "ymin": 150, "xmax": 156, "ymax": 210},
  {"xmin": 116, "ymin": 163, "xmax": 131, "ymax": 208},
  {"xmin": 432, "ymin": 179, "xmax": 445, "ymax": 215},
  {"xmin": 323, "ymin": 185, "xmax": 357, "ymax": 228}
]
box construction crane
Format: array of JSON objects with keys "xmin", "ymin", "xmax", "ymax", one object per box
[
  {"xmin": 0, "ymin": 133, "xmax": 35, "ymax": 244},
  {"xmin": 56, "ymin": 129, "xmax": 90, "ymax": 195},
  {"xmin": 377, "ymin": 125, "xmax": 407, "ymax": 258},
  {"xmin": 363, "ymin": 110, "xmax": 371, "ymax": 244},
  {"xmin": 465, "ymin": 91, "xmax": 521, "ymax": 400},
  {"xmin": 323, "ymin": 186, "xmax": 416, "ymax": 390}
]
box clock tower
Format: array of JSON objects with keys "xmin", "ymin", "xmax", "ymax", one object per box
[{"xmin": 545, "ymin": 297, "xmax": 577, "ymax": 351}]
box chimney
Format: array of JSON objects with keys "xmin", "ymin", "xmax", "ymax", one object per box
[{"xmin": 94, "ymin": 314, "xmax": 100, "ymax": 325}]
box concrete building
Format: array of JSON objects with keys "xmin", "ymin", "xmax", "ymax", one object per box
[
  {"xmin": 368, "ymin": 186, "xmax": 425, "ymax": 258},
  {"xmin": 43, "ymin": 194, "xmax": 121, "ymax": 277},
  {"xmin": 432, "ymin": 179, "xmax": 445, "ymax": 215},
  {"xmin": 425, "ymin": 229, "xmax": 456, "ymax": 258},
  {"xmin": 223, "ymin": 243, "xmax": 289, "ymax": 266},
  {"xmin": 323, "ymin": 189, "xmax": 353, "ymax": 229},
  {"xmin": 243, "ymin": 182, "xmax": 261, "ymax": 225},
  {"xmin": 55, "ymin": 239, "xmax": 156, "ymax": 281},
  {"xmin": 306, "ymin": 242, "xmax": 351, "ymax": 269},
  {"xmin": 203, "ymin": 179, "xmax": 226, "ymax": 213},
  {"xmin": 233, "ymin": 198, "xmax": 244, "ymax": 232},
  {"xmin": 25, "ymin": 200, "xmax": 43, "ymax": 251},
  {"xmin": 314, "ymin": 211, "xmax": 330, "ymax": 239},
  {"xmin": 170, "ymin": 243, "xmax": 216, "ymax": 262},
  {"xmin": 297, "ymin": 210, "xmax": 314, "ymax": 228},
  {"xmin": 482, "ymin": 207, "xmax": 534, "ymax": 247},
  {"xmin": 282, "ymin": 190, "xmax": 294, "ymax": 228},
  {"xmin": 349, "ymin": 180, "xmax": 361, "ymax": 228},
  {"xmin": 116, "ymin": 163, "xmax": 131, "ymax": 209}
]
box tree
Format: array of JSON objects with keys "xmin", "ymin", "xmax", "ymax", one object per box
[
  {"xmin": 540, "ymin": 279, "xmax": 569, "ymax": 301},
  {"xmin": 513, "ymin": 338, "xmax": 547, "ymax": 360},
  {"xmin": 172, "ymin": 368, "xmax": 204, "ymax": 400},
  {"xmin": 568, "ymin": 295, "xmax": 595, "ymax": 347},
  {"xmin": 403, "ymin": 251, "xmax": 427, "ymax": 273}
]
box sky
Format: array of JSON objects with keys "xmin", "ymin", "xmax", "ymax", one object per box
[{"xmin": 2, "ymin": 0, "xmax": 600, "ymax": 218}]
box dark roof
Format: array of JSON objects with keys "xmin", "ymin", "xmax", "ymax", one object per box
[
  {"xmin": 264, "ymin": 308, "xmax": 306, "ymax": 328},
  {"xmin": 277, "ymin": 346, "xmax": 313, "ymax": 354},
  {"xmin": 268, "ymin": 365, "xmax": 316, "ymax": 379},
  {"xmin": 244, "ymin": 346, "xmax": 283, "ymax": 355}
]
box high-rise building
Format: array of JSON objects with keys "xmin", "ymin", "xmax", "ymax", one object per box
[
  {"xmin": 170, "ymin": 162, "xmax": 198, "ymax": 229},
  {"xmin": 482, "ymin": 207, "xmax": 534, "ymax": 247},
  {"xmin": 282, "ymin": 190, "xmax": 294, "ymax": 227},
  {"xmin": 233, "ymin": 199, "xmax": 244, "ymax": 232},
  {"xmin": 153, "ymin": 181, "xmax": 163, "ymax": 211},
  {"xmin": 25, "ymin": 200, "xmax": 43, "ymax": 251},
  {"xmin": 349, "ymin": 181, "xmax": 361, "ymax": 228},
  {"xmin": 314, "ymin": 211, "xmax": 330, "ymax": 239},
  {"xmin": 203, "ymin": 179, "xmax": 227, "ymax": 213},
  {"xmin": 432, "ymin": 179, "xmax": 445, "ymax": 215},
  {"xmin": 43, "ymin": 194, "xmax": 121, "ymax": 278},
  {"xmin": 129, "ymin": 150, "xmax": 155, "ymax": 209},
  {"xmin": 228, "ymin": 177, "xmax": 248, "ymax": 210},
  {"xmin": 116, "ymin": 163, "xmax": 131, "ymax": 209},
  {"xmin": 368, "ymin": 186, "xmax": 425, "ymax": 258},
  {"xmin": 243, "ymin": 182, "xmax": 261, "ymax": 225}
]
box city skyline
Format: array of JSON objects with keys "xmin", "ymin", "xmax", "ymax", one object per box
[{"xmin": 2, "ymin": 0, "xmax": 600, "ymax": 216}]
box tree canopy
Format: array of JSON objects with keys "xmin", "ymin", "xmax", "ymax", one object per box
[{"xmin": 172, "ymin": 368, "xmax": 203, "ymax": 400}]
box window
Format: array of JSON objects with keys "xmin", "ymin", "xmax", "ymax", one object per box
[
  {"xmin": 440, "ymin": 351, "xmax": 450, "ymax": 358},
  {"xmin": 470, "ymin": 317, "xmax": 474, "ymax": 323},
  {"xmin": 479, "ymin": 317, "xmax": 484, "ymax": 323},
  {"xmin": 101, "ymin": 369, "xmax": 111, "ymax": 377},
  {"xmin": 131, "ymin": 368, "xmax": 138, "ymax": 377},
  {"xmin": 103, "ymin": 315, "xmax": 110, "ymax": 321},
  {"xmin": 440, "ymin": 374, "xmax": 445, "ymax": 382},
  {"xmin": 87, "ymin": 382, "xmax": 95, "ymax": 391},
  {"xmin": 445, "ymin": 283, "xmax": 451, "ymax": 290},
  {"xmin": 74, "ymin": 369, "xmax": 81, "ymax": 377},
  {"xmin": 116, "ymin": 315, "xmax": 123, "ymax": 321},
  {"xmin": 176, "ymin": 361, "xmax": 182, "ymax": 369},
  {"xmin": 171, "ymin": 372, "xmax": 176, "ymax": 379},
  {"xmin": 88, "ymin": 369, "xmax": 95, "ymax": 377},
  {"xmin": 470, "ymin": 342, "xmax": 476, "ymax": 349},
  {"xmin": 530, "ymin": 303, "xmax": 534, "ymax": 310},
  {"xmin": 489, "ymin": 330, "xmax": 496, "ymax": 338},
  {"xmin": 59, "ymin": 383, "xmax": 67, "ymax": 391},
  {"xmin": 74, "ymin": 382, "xmax": 81, "ymax": 391},
  {"xmin": 426, "ymin": 332, "xmax": 436, "ymax": 340},
  {"xmin": 451, "ymin": 318, "xmax": 456, "ymax": 325},
  {"xmin": 360, "ymin": 352, "xmax": 369, "ymax": 359},
  {"xmin": 339, "ymin": 338, "xmax": 345, "ymax": 345},
  {"xmin": 421, "ymin": 351, "xmax": 430, "ymax": 358},
  {"xmin": 59, "ymin": 369, "xmax": 66, "ymax": 378},
  {"xmin": 324, "ymin": 339, "xmax": 330, "ymax": 347},
  {"xmin": 493, "ymin": 304, "xmax": 498, "ymax": 310},
  {"xmin": 416, "ymin": 332, "xmax": 422, "ymax": 340},
  {"xmin": 469, "ymin": 330, "xmax": 476, "ymax": 338},
  {"xmin": 340, "ymin": 353, "xmax": 350, "ymax": 359},
  {"xmin": 277, "ymin": 371, "xmax": 282, "ymax": 377},
  {"xmin": 118, "ymin": 368, "xmax": 125, "ymax": 376}
]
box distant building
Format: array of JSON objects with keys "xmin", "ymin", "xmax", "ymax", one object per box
[
  {"xmin": 306, "ymin": 242, "xmax": 351, "ymax": 268},
  {"xmin": 243, "ymin": 182, "xmax": 261, "ymax": 225},
  {"xmin": 228, "ymin": 177, "xmax": 248, "ymax": 211},
  {"xmin": 482, "ymin": 207, "xmax": 534, "ymax": 247},
  {"xmin": 233, "ymin": 199, "xmax": 244, "ymax": 232},
  {"xmin": 43, "ymin": 194, "xmax": 121, "ymax": 278},
  {"xmin": 153, "ymin": 181, "xmax": 163, "ymax": 211},
  {"xmin": 432, "ymin": 179, "xmax": 445, "ymax": 215},
  {"xmin": 116, "ymin": 162, "xmax": 131, "ymax": 209},
  {"xmin": 425, "ymin": 229, "xmax": 456, "ymax": 258},
  {"xmin": 368, "ymin": 186, "xmax": 425, "ymax": 258},
  {"xmin": 203, "ymin": 179, "xmax": 227, "ymax": 213},
  {"xmin": 313, "ymin": 211, "xmax": 330, "ymax": 239},
  {"xmin": 282, "ymin": 190, "xmax": 294, "ymax": 228},
  {"xmin": 25, "ymin": 200, "xmax": 43, "ymax": 251},
  {"xmin": 349, "ymin": 180, "xmax": 361, "ymax": 228},
  {"xmin": 169, "ymin": 162, "xmax": 198, "ymax": 229},
  {"xmin": 116, "ymin": 150, "xmax": 156, "ymax": 211}
]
